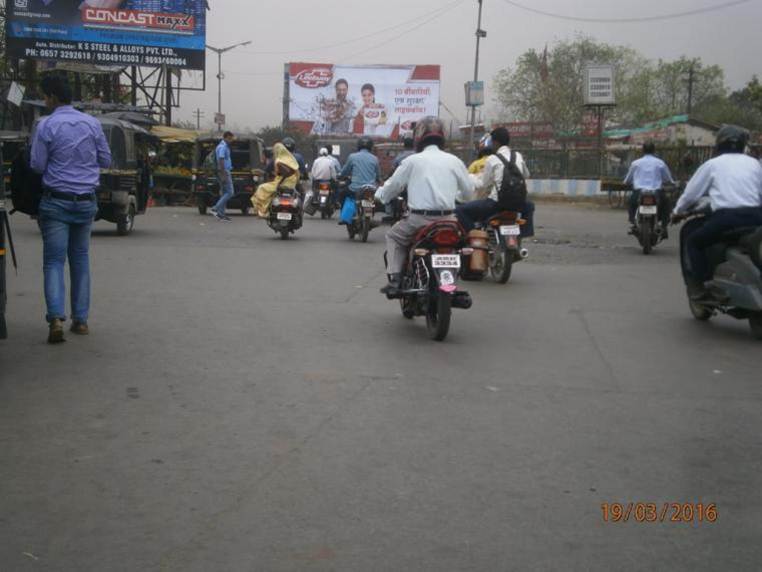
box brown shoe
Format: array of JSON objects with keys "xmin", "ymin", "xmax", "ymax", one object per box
[
  {"xmin": 70, "ymin": 321, "xmax": 89, "ymax": 336},
  {"xmin": 48, "ymin": 319, "xmax": 66, "ymax": 344}
]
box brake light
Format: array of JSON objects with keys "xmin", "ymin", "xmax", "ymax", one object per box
[
  {"xmin": 280, "ymin": 199, "xmax": 292, "ymax": 206},
  {"xmin": 433, "ymin": 229, "xmax": 461, "ymax": 247},
  {"xmin": 244, "ymin": 186, "xmax": 254, "ymax": 192},
  {"xmin": 319, "ymin": 183, "xmax": 330, "ymax": 191},
  {"xmin": 641, "ymin": 195, "xmax": 657, "ymax": 206}
]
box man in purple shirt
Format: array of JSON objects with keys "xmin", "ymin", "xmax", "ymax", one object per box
[{"xmin": 31, "ymin": 75, "xmax": 111, "ymax": 344}]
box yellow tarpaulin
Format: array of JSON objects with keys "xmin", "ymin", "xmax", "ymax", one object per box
[{"xmin": 151, "ymin": 125, "xmax": 200, "ymax": 144}]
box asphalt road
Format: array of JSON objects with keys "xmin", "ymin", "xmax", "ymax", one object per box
[{"xmin": 1, "ymin": 204, "xmax": 761, "ymax": 571}]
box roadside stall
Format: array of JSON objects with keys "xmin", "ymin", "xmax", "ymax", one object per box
[{"xmin": 150, "ymin": 125, "xmax": 200, "ymax": 206}]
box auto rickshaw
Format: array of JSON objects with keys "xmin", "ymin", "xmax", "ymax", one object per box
[
  {"xmin": 95, "ymin": 117, "xmax": 156, "ymax": 235},
  {"xmin": 193, "ymin": 134, "xmax": 265, "ymax": 215}
]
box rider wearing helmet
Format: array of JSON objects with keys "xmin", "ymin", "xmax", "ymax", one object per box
[
  {"xmin": 338, "ymin": 136, "xmax": 381, "ymax": 222},
  {"xmin": 310, "ymin": 147, "xmax": 338, "ymax": 196},
  {"xmin": 375, "ymin": 116, "xmax": 475, "ymax": 297},
  {"xmin": 673, "ymin": 125, "xmax": 762, "ymax": 297}
]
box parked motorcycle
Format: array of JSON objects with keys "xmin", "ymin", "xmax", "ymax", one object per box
[
  {"xmin": 462, "ymin": 210, "xmax": 529, "ymax": 283},
  {"xmin": 347, "ymin": 185, "xmax": 377, "ymax": 243},
  {"xmin": 267, "ymin": 187, "xmax": 303, "ymax": 240},
  {"xmin": 386, "ymin": 220, "xmax": 473, "ymax": 341},
  {"xmin": 678, "ymin": 204, "xmax": 762, "ymax": 339},
  {"xmin": 631, "ymin": 190, "xmax": 667, "ymax": 255}
]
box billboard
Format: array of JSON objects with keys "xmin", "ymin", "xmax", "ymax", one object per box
[
  {"xmin": 5, "ymin": 0, "xmax": 206, "ymax": 70},
  {"xmin": 583, "ymin": 64, "xmax": 616, "ymax": 106},
  {"xmin": 287, "ymin": 63, "xmax": 440, "ymax": 138}
]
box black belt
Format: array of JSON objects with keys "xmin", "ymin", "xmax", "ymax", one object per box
[
  {"xmin": 411, "ymin": 209, "xmax": 454, "ymax": 216},
  {"xmin": 44, "ymin": 190, "xmax": 96, "ymax": 202}
]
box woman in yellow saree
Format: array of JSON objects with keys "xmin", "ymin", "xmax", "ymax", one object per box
[{"xmin": 252, "ymin": 142, "xmax": 299, "ymax": 217}]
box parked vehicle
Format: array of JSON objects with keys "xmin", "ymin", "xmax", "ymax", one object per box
[
  {"xmin": 462, "ymin": 210, "xmax": 528, "ymax": 283},
  {"xmin": 193, "ymin": 134, "xmax": 265, "ymax": 215},
  {"xmin": 679, "ymin": 203, "xmax": 762, "ymax": 340},
  {"xmin": 268, "ymin": 186, "xmax": 303, "ymax": 240},
  {"xmin": 387, "ymin": 220, "xmax": 473, "ymax": 341},
  {"xmin": 631, "ymin": 190, "xmax": 667, "ymax": 254},
  {"xmin": 347, "ymin": 185, "xmax": 377, "ymax": 243},
  {"xmin": 95, "ymin": 117, "xmax": 155, "ymax": 236}
]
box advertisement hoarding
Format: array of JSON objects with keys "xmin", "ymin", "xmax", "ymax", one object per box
[
  {"xmin": 287, "ymin": 63, "xmax": 440, "ymax": 138},
  {"xmin": 5, "ymin": 0, "xmax": 206, "ymax": 70}
]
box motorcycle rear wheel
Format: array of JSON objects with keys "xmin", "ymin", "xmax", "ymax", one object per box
[
  {"xmin": 490, "ymin": 249, "xmax": 513, "ymax": 284},
  {"xmin": 361, "ymin": 218, "xmax": 370, "ymax": 243},
  {"xmin": 749, "ymin": 313, "xmax": 762, "ymax": 340},
  {"xmin": 640, "ymin": 218, "xmax": 654, "ymax": 255},
  {"xmin": 689, "ymin": 298, "xmax": 713, "ymax": 321},
  {"xmin": 426, "ymin": 293, "xmax": 452, "ymax": 341},
  {"xmin": 280, "ymin": 228, "xmax": 290, "ymax": 240}
]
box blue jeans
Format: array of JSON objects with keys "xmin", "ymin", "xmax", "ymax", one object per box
[
  {"xmin": 213, "ymin": 172, "xmax": 234, "ymax": 215},
  {"xmin": 38, "ymin": 196, "xmax": 97, "ymax": 323}
]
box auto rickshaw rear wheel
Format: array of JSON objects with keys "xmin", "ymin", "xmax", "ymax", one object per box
[{"xmin": 117, "ymin": 205, "xmax": 136, "ymax": 236}]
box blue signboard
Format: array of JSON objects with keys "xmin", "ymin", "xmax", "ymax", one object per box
[{"xmin": 5, "ymin": 0, "xmax": 207, "ymax": 70}]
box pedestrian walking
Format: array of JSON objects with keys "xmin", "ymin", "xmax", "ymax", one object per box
[
  {"xmin": 211, "ymin": 131, "xmax": 235, "ymax": 221},
  {"xmin": 30, "ymin": 75, "xmax": 112, "ymax": 344}
]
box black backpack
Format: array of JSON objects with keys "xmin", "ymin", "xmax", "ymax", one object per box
[
  {"xmin": 9, "ymin": 148, "xmax": 43, "ymax": 217},
  {"xmin": 494, "ymin": 151, "xmax": 528, "ymax": 212}
]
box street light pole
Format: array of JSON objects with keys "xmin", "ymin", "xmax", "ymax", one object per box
[
  {"xmin": 206, "ymin": 41, "xmax": 252, "ymax": 132},
  {"xmin": 469, "ymin": 0, "xmax": 485, "ymax": 160}
]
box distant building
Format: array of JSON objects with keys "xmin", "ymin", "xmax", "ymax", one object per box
[{"xmin": 605, "ymin": 115, "xmax": 719, "ymax": 148}]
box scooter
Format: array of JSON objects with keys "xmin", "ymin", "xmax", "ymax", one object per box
[
  {"xmin": 267, "ymin": 187, "xmax": 303, "ymax": 240},
  {"xmin": 678, "ymin": 202, "xmax": 762, "ymax": 339}
]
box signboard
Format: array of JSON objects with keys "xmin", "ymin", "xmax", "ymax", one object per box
[
  {"xmin": 6, "ymin": 82, "xmax": 25, "ymax": 107},
  {"xmin": 502, "ymin": 121, "xmax": 555, "ymax": 140},
  {"xmin": 465, "ymin": 81, "xmax": 484, "ymax": 107},
  {"xmin": 584, "ymin": 64, "xmax": 616, "ymax": 106},
  {"xmin": 286, "ymin": 63, "xmax": 440, "ymax": 138},
  {"xmin": 214, "ymin": 112, "xmax": 225, "ymax": 126},
  {"xmin": 5, "ymin": 0, "xmax": 207, "ymax": 70}
]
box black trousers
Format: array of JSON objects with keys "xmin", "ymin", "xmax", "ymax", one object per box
[{"xmin": 686, "ymin": 207, "xmax": 762, "ymax": 284}]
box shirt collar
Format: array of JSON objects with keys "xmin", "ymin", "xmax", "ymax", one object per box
[
  {"xmin": 423, "ymin": 145, "xmax": 440, "ymax": 153},
  {"xmin": 53, "ymin": 105, "xmax": 75, "ymax": 114}
]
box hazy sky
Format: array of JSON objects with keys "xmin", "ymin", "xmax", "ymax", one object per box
[{"xmin": 174, "ymin": 0, "xmax": 762, "ymax": 131}]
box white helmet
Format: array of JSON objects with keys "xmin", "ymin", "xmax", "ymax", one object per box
[{"xmin": 319, "ymin": 147, "xmax": 329, "ymax": 156}]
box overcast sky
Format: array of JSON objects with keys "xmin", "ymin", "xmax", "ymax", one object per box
[{"xmin": 174, "ymin": 0, "xmax": 762, "ymax": 131}]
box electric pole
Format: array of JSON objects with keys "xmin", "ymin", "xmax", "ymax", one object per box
[
  {"xmin": 686, "ymin": 63, "xmax": 695, "ymax": 116},
  {"xmin": 194, "ymin": 108, "xmax": 205, "ymax": 130},
  {"xmin": 469, "ymin": 0, "xmax": 485, "ymax": 160},
  {"xmin": 206, "ymin": 41, "xmax": 252, "ymax": 132}
]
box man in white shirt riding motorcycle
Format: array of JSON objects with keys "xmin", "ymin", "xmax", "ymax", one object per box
[
  {"xmin": 672, "ymin": 125, "xmax": 762, "ymax": 298},
  {"xmin": 624, "ymin": 141, "xmax": 676, "ymax": 237},
  {"xmin": 375, "ymin": 117, "xmax": 474, "ymax": 297}
]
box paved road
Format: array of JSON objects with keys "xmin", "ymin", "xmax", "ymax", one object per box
[{"xmin": 1, "ymin": 204, "xmax": 761, "ymax": 571}]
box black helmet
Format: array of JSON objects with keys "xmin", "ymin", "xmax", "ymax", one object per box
[
  {"xmin": 414, "ymin": 116, "xmax": 446, "ymax": 152},
  {"xmin": 282, "ymin": 137, "xmax": 296, "ymax": 152},
  {"xmin": 716, "ymin": 125, "xmax": 749, "ymax": 154},
  {"xmin": 357, "ymin": 136, "xmax": 374, "ymax": 151}
]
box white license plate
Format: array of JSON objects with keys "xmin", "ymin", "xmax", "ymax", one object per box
[
  {"xmin": 639, "ymin": 205, "xmax": 658, "ymax": 215},
  {"xmin": 276, "ymin": 212, "xmax": 293, "ymax": 221},
  {"xmin": 319, "ymin": 190, "xmax": 330, "ymax": 195},
  {"xmin": 431, "ymin": 254, "xmax": 461, "ymax": 269},
  {"xmin": 361, "ymin": 200, "xmax": 374, "ymax": 208},
  {"xmin": 500, "ymin": 225, "xmax": 521, "ymax": 236}
]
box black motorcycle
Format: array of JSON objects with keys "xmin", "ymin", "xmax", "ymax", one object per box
[
  {"xmin": 387, "ymin": 220, "xmax": 473, "ymax": 341},
  {"xmin": 267, "ymin": 187, "xmax": 303, "ymax": 240},
  {"xmin": 631, "ymin": 190, "xmax": 668, "ymax": 254},
  {"xmin": 347, "ymin": 185, "xmax": 377, "ymax": 243},
  {"xmin": 678, "ymin": 204, "xmax": 762, "ymax": 339},
  {"xmin": 305, "ymin": 180, "xmax": 335, "ymax": 219}
]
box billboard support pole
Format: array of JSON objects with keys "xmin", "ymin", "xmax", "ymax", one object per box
[{"xmin": 469, "ymin": 0, "xmax": 484, "ymax": 161}]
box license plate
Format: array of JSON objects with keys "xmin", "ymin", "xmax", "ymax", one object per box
[
  {"xmin": 276, "ymin": 212, "xmax": 293, "ymax": 221},
  {"xmin": 319, "ymin": 190, "xmax": 329, "ymax": 195},
  {"xmin": 639, "ymin": 205, "xmax": 658, "ymax": 215},
  {"xmin": 361, "ymin": 200, "xmax": 374, "ymax": 208},
  {"xmin": 500, "ymin": 225, "xmax": 521, "ymax": 236},
  {"xmin": 431, "ymin": 254, "xmax": 461, "ymax": 269}
]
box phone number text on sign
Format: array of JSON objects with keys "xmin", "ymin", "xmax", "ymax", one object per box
[{"xmin": 601, "ymin": 503, "xmax": 718, "ymax": 524}]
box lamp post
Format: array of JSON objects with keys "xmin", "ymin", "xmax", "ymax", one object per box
[
  {"xmin": 469, "ymin": 0, "xmax": 486, "ymax": 160},
  {"xmin": 206, "ymin": 41, "xmax": 252, "ymax": 131}
]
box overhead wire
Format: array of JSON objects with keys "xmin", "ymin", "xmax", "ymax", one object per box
[
  {"xmin": 234, "ymin": 0, "xmax": 463, "ymax": 56},
  {"xmin": 499, "ymin": 0, "xmax": 754, "ymax": 24}
]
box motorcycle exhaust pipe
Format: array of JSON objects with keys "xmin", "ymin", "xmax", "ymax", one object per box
[{"xmin": 519, "ymin": 248, "xmax": 529, "ymax": 260}]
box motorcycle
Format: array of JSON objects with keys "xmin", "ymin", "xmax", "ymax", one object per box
[
  {"xmin": 678, "ymin": 202, "xmax": 762, "ymax": 339},
  {"xmin": 462, "ymin": 210, "xmax": 529, "ymax": 284},
  {"xmin": 267, "ymin": 187, "xmax": 303, "ymax": 240},
  {"xmin": 386, "ymin": 220, "xmax": 473, "ymax": 341},
  {"xmin": 631, "ymin": 190, "xmax": 667, "ymax": 255},
  {"xmin": 305, "ymin": 180, "xmax": 335, "ymax": 219},
  {"xmin": 347, "ymin": 185, "xmax": 377, "ymax": 243}
]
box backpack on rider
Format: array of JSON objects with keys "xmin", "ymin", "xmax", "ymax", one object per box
[{"xmin": 494, "ymin": 151, "xmax": 527, "ymax": 212}]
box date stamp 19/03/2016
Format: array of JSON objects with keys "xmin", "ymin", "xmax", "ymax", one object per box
[{"xmin": 601, "ymin": 503, "xmax": 718, "ymax": 524}]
